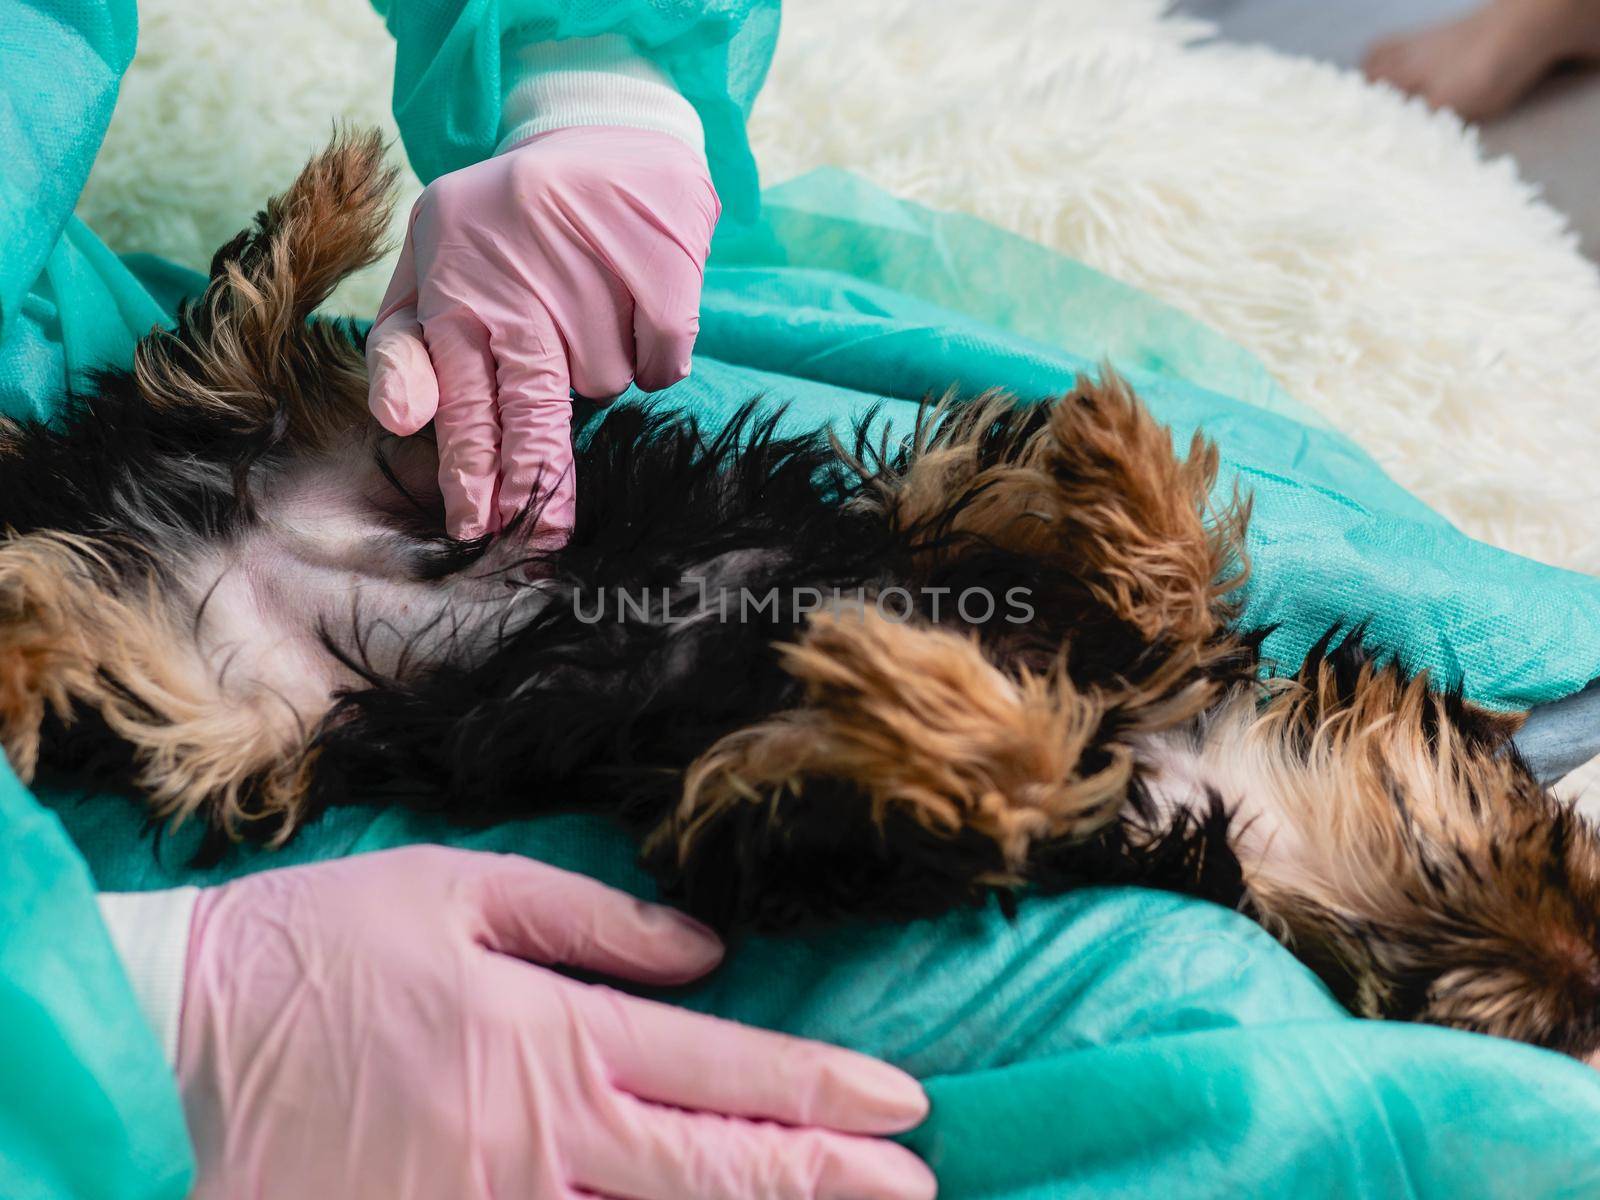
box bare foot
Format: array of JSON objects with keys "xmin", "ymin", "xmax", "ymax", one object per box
[{"xmin": 1364, "ymin": 0, "xmax": 1600, "ymax": 123}]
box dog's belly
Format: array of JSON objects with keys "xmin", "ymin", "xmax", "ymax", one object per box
[
  {"xmin": 1134, "ymin": 720, "xmax": 1306, "ymax": 875},
  {"xmin": 179, "ymin": 443, "xmax": 552, "ymax": 724}
]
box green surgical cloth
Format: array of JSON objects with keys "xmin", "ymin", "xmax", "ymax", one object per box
[
  {"xmin": 0, "ymin": 3, "xmax": 193, "ymax": 1195},
  {"xmin": 11, "ymin": 2, "xmax": 1600, "ymax": 1198},
  {"xmin": 45, "ymin": 797, "xmax": 1600, "ymax": 1200},
  {"xmin": 693, "ymin": 170, "xmax": 1600, "ymax": 711}
]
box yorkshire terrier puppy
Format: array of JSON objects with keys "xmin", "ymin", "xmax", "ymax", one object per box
[{"xmin": 6, "ymin": 132, "xmax": 1600, "ymax": 1061}]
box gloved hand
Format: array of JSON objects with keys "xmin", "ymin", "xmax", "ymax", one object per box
[
  {"xmin": 367, "ymin": 127, "xmax": 719, "ymax": 542},
  {"xmin": 176, "ymin": 846, "xmax": 934, "ymax": 1200}
]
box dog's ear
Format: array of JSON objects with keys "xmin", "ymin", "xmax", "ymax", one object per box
[{"xmin": 132, "ymin": 127, "xmax": 397, "ymax": 440}]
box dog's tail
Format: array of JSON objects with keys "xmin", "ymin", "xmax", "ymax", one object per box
[{"xmin": 132, "ymin": 127, "xmax": 397, "ymax": 441}]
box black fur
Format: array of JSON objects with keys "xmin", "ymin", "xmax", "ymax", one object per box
[
  {"xmin": 5, "ymin": 307, "xmax": 1255, "ymax": 930},
  {"xmin": 300, "ymin": 396, "xmax": 1250, "ymax": 926}
]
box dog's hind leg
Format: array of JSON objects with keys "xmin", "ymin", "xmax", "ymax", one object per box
[
  {"xmin": 1172, "ymin": 639, "xmax": 1600, "ymax": 1057},
  {"xmin": 1031, "ymin": 371, "xmax": 1248, "ymax": 647},
  {"xmin": 859, "ymin": 373, "xmax": 1251, "ymax": 685},
  {"xmin": 0, "ymin": 533, "xmax": 319, "ymax": 838},
  {"xmin": 642, "ymin": 608, "xmax": 1187, "ymax": 927},
  {"xmin": 641, "ymin": 379, "xmax": 1258, "ymax": 929}
]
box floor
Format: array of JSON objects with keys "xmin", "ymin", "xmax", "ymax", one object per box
[{"xmin": 1178, "ymin": 0, "xmax": 1600, "ymax": 258}]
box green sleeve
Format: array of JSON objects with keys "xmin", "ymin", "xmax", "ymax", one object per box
[
  {"xmin": 0, "ymin": 1, "xmax": 195, "ymax": 1183},
  {"xmin": 0, "ymin": 0, "xmax": 135, "ymax": 343},
  {"xmin": 371, "ymin": 0, "xmax": 780, "ymax": 225},
  {"xmin": 0, "ymin": 0, "xmax": 188, "ymax": 1113},
  {"xmin": 0, "ymin": 756, "xmax": 192, "ymax": 1199},
  {"xmin": 0, "ymin": 0, "xmax": 171, "ymax": 425}
]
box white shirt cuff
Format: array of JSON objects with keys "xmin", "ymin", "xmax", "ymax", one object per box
[
  {"xmin": 498, "ymin": 33, "xmax": 705, "ymax": 159},
  {"xmin": 97, "ymin": 887, "xmax": 201, "ymax": 1067}
]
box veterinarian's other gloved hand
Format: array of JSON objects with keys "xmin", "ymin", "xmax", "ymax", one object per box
[
  {"xmin": 176, "ymin": 846, "xmax": 935, "ymax": 1200},
  {"xmin": 367, "ymin": 127, "xmax": 719, "ymax": 542}
]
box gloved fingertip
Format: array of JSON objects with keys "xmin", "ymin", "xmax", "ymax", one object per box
[
  {"xmin": 641, "ymin": 904, "xmax": 725, "ymax": 979},
  {"xmin": 821, "ymin": 1142, "xmax": 938, "ymax": 1200},
  {"xmin": 824, "ymin": 1055, "xmax": 931, "ymax": 1134},
  {"xmin": 884, "ymin": 1148, "xmax": 939, "ymax": 1200},
  {"xmin": 526, "ymin": 490, "xmax": 576, "ymax": 544},
  {"xmin": 367, "ymin": 331, "xmax": 439, "ymax": 436},
  {"xmin": 370, "ymin": 389, "xmax": 429, "ymax": 437},
  {"xmin": 528, "ymin": 522, "xmax": 573, "ymax": 554},
  {"xmin": 646, "ymin": 357, "xmax": 694, "ymax": 394},
  {"xmin": 441, "ymin": 476, "xmax": 498, "ymax": 542}
]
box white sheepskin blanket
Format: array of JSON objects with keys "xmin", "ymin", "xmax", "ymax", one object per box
[{"xmin": 80, "ymin": 0, "xmax": 1600, "ymax": 574}]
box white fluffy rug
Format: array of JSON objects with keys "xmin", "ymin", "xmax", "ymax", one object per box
[{"xmin": 80, "ymin": 0, "xmax": 1600, "ymax": 573}]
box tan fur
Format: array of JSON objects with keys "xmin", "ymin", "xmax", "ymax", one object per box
[
  {"xmin": 659, "ymin": 609, "xmax": 1134, "ymax": 878},
  {"xmin": 1040, "ymin": 372, "xmax": 1249, "ymax": 646},
  {"xmin": 0, "ymin": 533, "xmax": 316, "ymax": 836},
  {"xmin": 852, "ymin": 373, "xmax": 1249, "ymax": 650},
  {"xmin": 0, "ymin": 135, "xmax": 397, "ymax": 836},
  {"xmin": 660, "ymin": 379, "xmax": 1256, "ymax": 879},
  {"xmin": 132, "ymin": 129, "xmax": 392, "ymax": 449},
  {"xmin": 1159, "ymin": 656, "xmax": 1600, "ymax": 1049},
  {"xmin": 22, "ymin": 131, "xmax": 1590, "ymax": 1056},
  {"xmin": 1459, "ymin": 701, "xmax": 1528, "ymax": 740},
  {"xmin": 1206, "ymin": 664, "xmax": 1524, "ymax": 925}
]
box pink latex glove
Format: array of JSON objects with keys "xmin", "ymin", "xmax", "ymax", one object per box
[
  {"xmin": 367, "ymin": 127, "xmax": 719, "ymax": 542},
  {"xmin": 176, "ymin": 846, "xmax": 934, "ymax": 1199}
]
